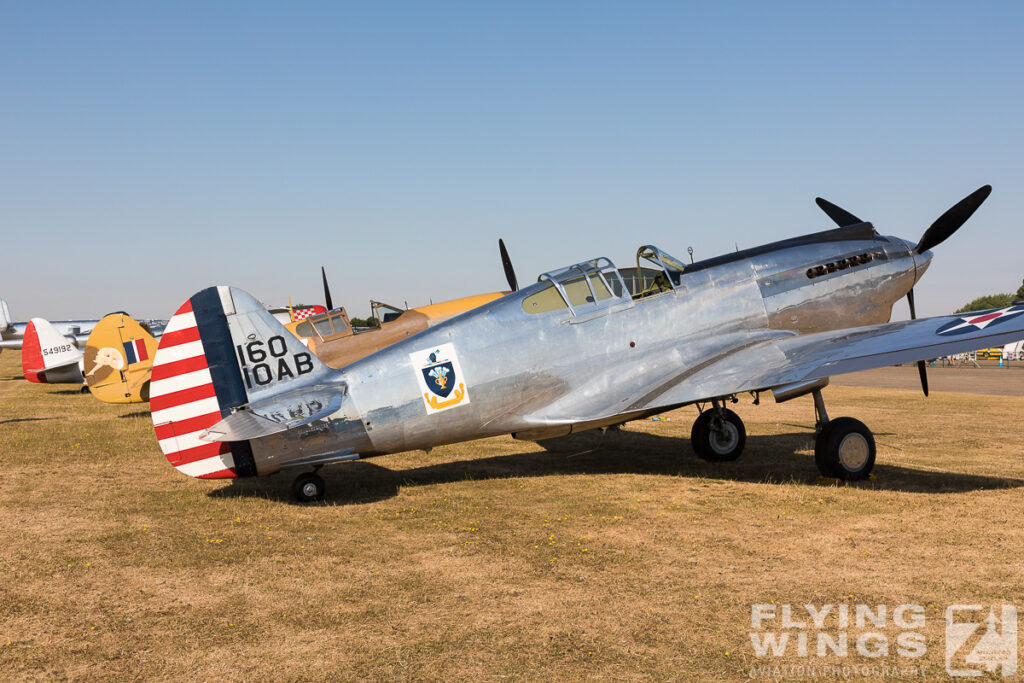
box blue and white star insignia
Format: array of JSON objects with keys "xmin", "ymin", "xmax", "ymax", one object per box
[{"xmin": 936, "ymin": 305, "xmax": 1024, "ymax": 336}]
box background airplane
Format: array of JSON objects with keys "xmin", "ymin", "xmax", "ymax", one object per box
[
  {"xmin": 0, "ymin": 300, "xmax": 102, "ymax": 351},
  {"xmin": 285, "ymin": 267, "xmax": 506, "ymax": 368},
  {"xmin": 83, "ymin": 312, "xmax": 162, "ymax": 402},
  {"xmin": 147, "ymin": 186, "xmax": 1024, "ymax": 501},
  {"xmin": 0, "ymin": 297, "xmax": 319, "ymax": 353},
  {"xmin": 20, "ymin": 318, "xmax": 88, "ymax": 386}
]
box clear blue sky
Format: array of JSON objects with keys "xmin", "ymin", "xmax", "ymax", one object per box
[{"xmin": 2, "ymin": 1, "xmax": 1021, "ymax": 320}]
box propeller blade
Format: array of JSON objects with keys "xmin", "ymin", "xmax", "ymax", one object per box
[
  {"xmin": 906, "ymin": 288, "xmax": 928, "ymax": 396},
  {"xmin": 915, "ymin": 185, "xmax": 992, "ymax": 254},
  {"xmin": 321, "ymin": 266, "xmax": 334, "ymax": 311},
  {"xmin": 498, "ymin": 238, "xmax": 519, "ymax": 292},
  {"xmin": 815, "ymin": 197, "xmax": 863, "ymax": 228}
]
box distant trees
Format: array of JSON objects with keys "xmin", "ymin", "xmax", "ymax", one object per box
[
  {"xmin": 349, "ymin": 316, "xmax": 380, "ymax": 328},
  {"xmin": 955, "ymin": 277, "xmax": 1023, "ymax": 313},
  {"xmin": 956, "ymin": 294, "xmax": 1016, "ymax": 313}
]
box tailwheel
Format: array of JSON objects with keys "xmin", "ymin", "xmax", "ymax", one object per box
[
  {"xmin": 293, "ymin": 472, "xmax": 326, "ymax": 502},
  {"xmin": 691, "ymin": 406, "xmax": 746, "ymax": 461},
  {"xmin": 814, "ymin": 417, "xmax": 875, "ymax": 481}
]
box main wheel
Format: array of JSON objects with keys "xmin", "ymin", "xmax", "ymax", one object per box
[
  {"xmin": 293, "ymin": 472, "xmax": 326, "ymax": 502},
  {"xmin": 814, "ymin": 417, "xmax": 875, "ymax": 480},
  {"xmin": 691, "ymin": 408, "xmax": 746, "ymax": 461}
]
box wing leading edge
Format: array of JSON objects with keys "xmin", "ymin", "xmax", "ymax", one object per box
[
  {"xmin": 530, "ymin": 305, "xmax": 1024, "ymax": 426},
  {"xmin": 636, "ymin": 305, "xmax": 1024, "ymax": 413}
]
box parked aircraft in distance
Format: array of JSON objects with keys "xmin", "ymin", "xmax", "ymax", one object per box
[
  {"xmin": 149, "ymin": 185, "xmax": 1024, "ymax": 501},
  {"xmin": 83, "ymin": 313, "xmax": 162, "ymax": 402},
  {"xmin": 0, "ymin": 300, "xmax": 102, "ymax": 351},
  {"xmin": 21, "ymin": 318, "xmax": 88, "ymax": 386},
  {"xmin": 285, "ymin": 270, "xmax": 506, "ymax": 369},
  {"xmin": 0, "ymin": 298, "xmax": 320, "ymax": 353}
]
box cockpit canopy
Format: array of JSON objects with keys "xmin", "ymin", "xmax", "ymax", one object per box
[{"xmin": 522, "ymin": 245, "xmax": 688, "ymax": 316}]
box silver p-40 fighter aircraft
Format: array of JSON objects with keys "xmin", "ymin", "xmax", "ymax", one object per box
[{"xmin": 150, "ymin": 185, "xmax": 1024, "ymax": 501}]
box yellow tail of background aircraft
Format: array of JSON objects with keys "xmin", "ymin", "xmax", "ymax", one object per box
[{"xmin": 83, "ymin": 312, "xmax": 160, "ymax": 403}]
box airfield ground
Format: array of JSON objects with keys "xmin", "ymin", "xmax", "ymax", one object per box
[
  {"xmin": 834, "ymin": 363, "xmax": 1024, "ymax": 396},
  {"xmin": 1, "ymin": 352, "xmax": 1022, "ymax": 681}
]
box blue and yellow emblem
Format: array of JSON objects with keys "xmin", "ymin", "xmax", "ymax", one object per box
[{"xmin": 411, "ymin": 343, "xmax": 470, "ymax": 413}]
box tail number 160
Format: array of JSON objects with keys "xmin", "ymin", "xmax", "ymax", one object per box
[{"xmin": 236, "ymin": 335, "xmax": 314, "ymax": 389}]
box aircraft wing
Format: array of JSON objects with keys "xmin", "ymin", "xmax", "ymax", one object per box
[
  {"xmin": 530, "ymin": 305, "xmax": 1024, "ymax": 425},
  {"xmin": 631, "ymin": 304, "xmax": 1024, "ymax": 412}
]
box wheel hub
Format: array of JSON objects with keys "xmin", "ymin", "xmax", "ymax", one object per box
[
  {"xmin": 302, "ymin": 482, "xmax": 319, "ymax": 498},
  {"xmin": 837, "ymin": 433, "xmax": 869, "ymax": 470},
  {"xmin": 709, "ymin": 419, "xmax": 739, "ymax": 455}
]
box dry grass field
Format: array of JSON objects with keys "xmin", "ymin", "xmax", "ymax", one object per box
[{"xmin": 1, "ymin": 351, "xmax": 1023, "ymax": 681}]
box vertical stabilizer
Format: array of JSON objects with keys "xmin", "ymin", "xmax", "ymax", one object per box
[
  {"xmin": 150, "ymin": 287, "xmax": 336, "ymax": 479},
  {"xmin": 21, "ymin": 318, "xmax": 85, "ymax": 384},
  {"xmin": 84, "ymin": 313, "xmax": 159, "ymax": 403},
  {"xmin": 0, "ymin": 299, "xmax": 12, "ymax": 333}
]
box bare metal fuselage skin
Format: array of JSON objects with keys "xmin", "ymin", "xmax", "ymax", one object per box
[
  {"xmin": 0, "ymin": 320, "xmax": 99, "ymax": 349},
  {"xmin": 245, "ymin": 225, "xmax": 931, "ymax": 475}
]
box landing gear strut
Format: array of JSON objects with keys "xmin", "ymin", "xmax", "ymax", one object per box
[
  {"xmin": 691, "ymin": 400, "xmax": 746, "ymax": 461},
  {"xmin": 293, "ymin": 471, "xmax": 326, "ymax": 502},
  {"xmin": 811, "ymin": 389, "xmax": 876, "ymax": 480}
]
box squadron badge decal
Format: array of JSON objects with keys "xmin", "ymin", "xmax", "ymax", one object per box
[{"xmin": 410, "ymin": 343, "xmax": 470, "ymax": 413}]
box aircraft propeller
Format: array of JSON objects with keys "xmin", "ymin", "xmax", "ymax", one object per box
[
  {"xmin": 914, "ymin": 185, "xmax": 992, "ymax": 254},
  {"xmin": 499, "ymin": 238, "xmax": 519, "ymax": 292},
  {"xmin": 321, "ymin": 266, "xmax": 334, "ymax": 311},
  {"xmin": 905, "ymin": 288, "xmax": 928, "ymax": 396},
  {"xmin": 814, "ymin": 197, "xmax": 862, "ymax": 227},
  {"xmin": 814, "ymin": 185, "xmax": 993, "ymax": 397}
]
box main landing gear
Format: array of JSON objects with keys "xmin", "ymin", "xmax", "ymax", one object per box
[
  {"xmin": 811, "ymin": 389, "xmax": 876, "ymax": 480},
  {"xmin": 689, "ymin": 390, "xmax": 877, "ymax": 480},
  {"xmin": 293, "ymin": 470, "xmax": 326, "ymax": 502},
  {"xmin": 691, "ymin": 400, "xmax": 746, "ymax": 461}
]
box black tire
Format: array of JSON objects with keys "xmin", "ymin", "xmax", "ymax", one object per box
[
  {"xmin": 813, "ymin": 428, "xmax": 837, "ymax": 478},
  {"xmin": 691, "ymin": 408, "xmax": 746, "ymax": 461},
  {"xmin": 814, "ymin": 417, "xmax": 875, "ymax": 480},
  {"xmin": 293, "ymin": 472, "xmax": 326, "ymax": 502}
]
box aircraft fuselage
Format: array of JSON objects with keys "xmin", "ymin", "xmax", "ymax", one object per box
[
  {"xmin": 244, "ymin": 224, "xmax": 930, "ymax": 475},
  {"xmin": 0, "ymin": 320, "xmax": 98, "ymax": 349}
]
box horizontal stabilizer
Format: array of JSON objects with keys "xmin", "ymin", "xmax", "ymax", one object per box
[
  {"xmin": 27, "ymin": 358, "xmax": 82, "ymax": 374},
  {"xmin": 202, "ymin": 386, "xmax": 344, "ymax": 442}
]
